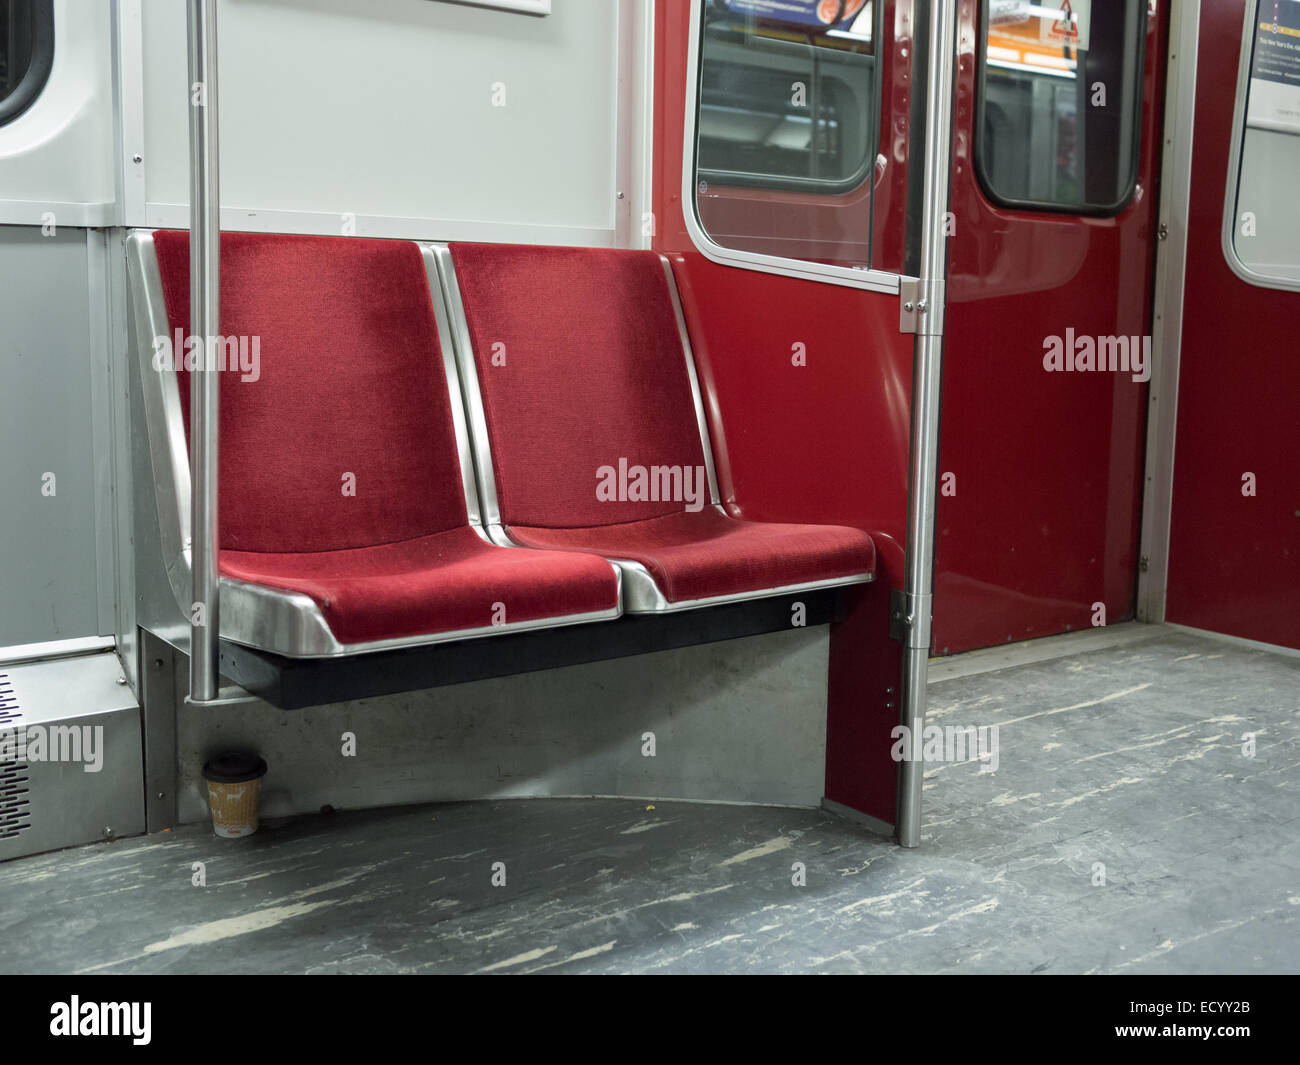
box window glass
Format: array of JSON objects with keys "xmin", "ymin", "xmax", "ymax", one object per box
[
  {"xmin": 1227, "ymin": 0, "xmax": 1300, "ymax": 286},
  {"xmin": 691, "ymin": 0, "xmax": 880, "ymax": 268},
  {"xmin": 977, "ymin": 0, "xmax": 1146, "ymax": 214},
  {"xmin": 0, "ymin": 0, "xmax": 54, "ymax": 126}
]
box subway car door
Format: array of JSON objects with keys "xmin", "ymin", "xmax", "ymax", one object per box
[
  {"xmin": 934, "ymin": 0, "xmax": 1168, "ymax": 653},
  {"xmin": 1161, "ymin": 0, "xmax": 1300, "ymax": 650}
]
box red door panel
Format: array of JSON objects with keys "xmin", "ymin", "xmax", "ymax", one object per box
[
  {"xmin": 932, "ymin": 0, "xmax": 1168, "ymax": 654},
  {"xmin": 1165, "ymin": 0, "xmax": 1300, "ymax": 650}
]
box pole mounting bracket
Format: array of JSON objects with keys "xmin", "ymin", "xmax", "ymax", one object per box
[
  {"xmin": 899, "ymin": 276, "xmax": 946, "ymax": 335},
  {"xmin": 889, "ymin": 588, "xmax": 933, "ymax": 650}
]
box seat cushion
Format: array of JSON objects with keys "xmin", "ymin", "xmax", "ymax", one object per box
[
  {"xmin": 508, "ymin": 510, "xmax": 875, "ymax": 604},
  {"xmin": 220, "ymin": 526, "xmax": 619, "ymax": 645}
]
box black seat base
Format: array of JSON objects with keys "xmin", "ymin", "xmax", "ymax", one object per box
[{"xmin": 217, "ymin": 589, "xmax": 852, "ymax": 710}]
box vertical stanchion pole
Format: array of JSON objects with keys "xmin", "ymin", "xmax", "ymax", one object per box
[
  {"xmin": 897, "ymin": 0, "xmax": 958, "ymax": 848},
  {"xmin": 187, "ymin": 0, "xmax": 220, "ymax": 703}
]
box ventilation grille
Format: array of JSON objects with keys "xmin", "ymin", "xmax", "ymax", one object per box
[{"xmin": 0, "ymin": 674, "xmax": 31, "ymax": 840}]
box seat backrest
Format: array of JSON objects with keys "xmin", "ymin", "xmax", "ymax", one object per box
[
  {"xmin": 447, "ymin": 242, "xmax": 711, "ymax": 529},
  {"xmin": 152, "ymin": 231, "xmax": 469, "ymax": 553}
]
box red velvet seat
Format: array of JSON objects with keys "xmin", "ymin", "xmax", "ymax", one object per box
[
  {"xmin": 444, "ymin": 242, "xmax": 875, "ymax": 610},
  {"xmin": 218, "ymin": 527, "xmax": 618, "ymax": 647},
  {"xmin": 511, "ymin": 510, "xmax": 876, "ymax": 606},
  {"xmin": 150, "ymin": 231, "xmax": 619, "ymax": 653}
]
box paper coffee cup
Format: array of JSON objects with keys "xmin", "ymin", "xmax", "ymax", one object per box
[{"xmin": 201, "ymin": 752, "xmax": 269, "ymax": 838}]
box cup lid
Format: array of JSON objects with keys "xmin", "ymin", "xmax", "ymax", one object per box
[{"xmin": 202, "ymin": 751, "xmax": 268, "ymax": 784}]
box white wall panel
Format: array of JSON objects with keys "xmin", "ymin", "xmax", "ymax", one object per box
[
  {"xmin": 132, "ymin": 0, "xmax": 624, "ymax": 242},
  {"xmin": 0, "ymin": 0, "xmax": 117, "ymax": 226},
  {"xmin": 0, "ymin": 228, "xmax": 101, "ymax": 646},
  {"xmin": 1236, "ymin": 128, "xmax": 1300, "ymax": 282}
]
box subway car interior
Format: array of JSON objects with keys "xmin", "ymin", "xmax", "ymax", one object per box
[{"xmin": 0, "ymin": 0, "xmax": 1297, "ymax": 989}]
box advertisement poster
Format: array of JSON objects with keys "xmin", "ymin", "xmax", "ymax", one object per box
[
  {"xmin": 721, "ymin": 0, "xmax": 870, "ymax": 32},
  {"xmin": 986, "ymin": 0, "xmax": 1091, "ymax": 74},
  {"xmin": 1247, "ymin": 0, "xmax": 1300, "ymax": 134}
]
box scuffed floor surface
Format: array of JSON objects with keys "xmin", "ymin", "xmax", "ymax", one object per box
[{"xmin": 1, "ymin": 629, "xmax": 1296, "ymax": 974}]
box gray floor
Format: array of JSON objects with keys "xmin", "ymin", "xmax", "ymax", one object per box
[{"xmin": 2, "ymin": 628, "xmax": 1297, "ymax": 974}]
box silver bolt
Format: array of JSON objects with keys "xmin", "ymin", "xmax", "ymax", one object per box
[
  {"xmin": 156, "ymin": 791, "xmax": 165, "ymax": 800},
  {"xmin": 117, "ymin": 674, "xmax": 127, "ymax": 685},
  {"xmin": 132, "ymin": 154, "xmax": 142, "ymax": 164},
  {"xmin": 903, "ymin": 301, "xmax": 915, "ymax": 312}
]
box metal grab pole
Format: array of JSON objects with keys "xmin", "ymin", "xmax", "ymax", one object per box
[
  {"xmin": 896, "ymin": 0, "xmax": 958, "ymax": 848},
  {"xmin": 187, "ymin": 0, "xmax": 221, "ymax": 703}
]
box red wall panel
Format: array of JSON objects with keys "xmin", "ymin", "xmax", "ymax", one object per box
[{"xmin": 1165, "ymin": 0, "xmax": 1300, "ymax": 650}]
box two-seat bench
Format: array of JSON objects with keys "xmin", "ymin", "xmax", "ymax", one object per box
[{"xmin": 128, "ymin": 230, "xmax": 875, "ymax": 700}]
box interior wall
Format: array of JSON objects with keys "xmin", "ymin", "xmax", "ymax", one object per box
[
  {"xmin": 0, "ymin": 227, "xmax": 102, "ymax": 647},
  {"xmin": 0, "ymin": 0, "xmax": 117, "ymax": 226},
  {"xmin": 130, "ymin": 0, "xmax": 628, "ymax": 243},
  {"xmin": 0, "ymin": 0, "xmax": 648, "ymax": 646},
  {"xmin": 0, "ymin": 3, "xmax": 120, "ymax": 649},
  {"xmin": 1165, "ymin": 0, "xmax": 1300, "ymax": 650}
]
